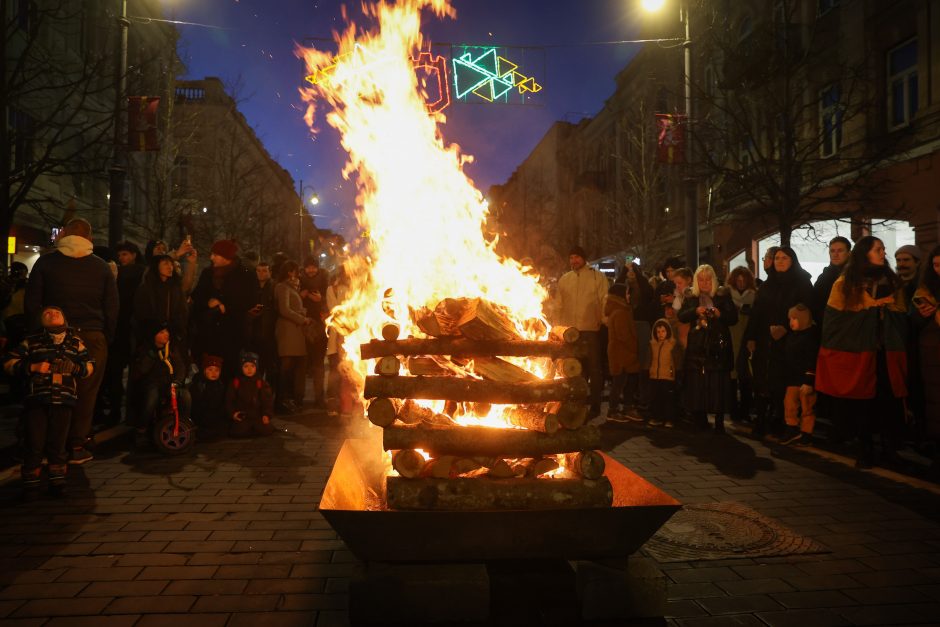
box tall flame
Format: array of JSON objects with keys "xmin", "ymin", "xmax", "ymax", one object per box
[{"xmin": 297, "ymin": 0, "xmax": 547, "ymax": 373}]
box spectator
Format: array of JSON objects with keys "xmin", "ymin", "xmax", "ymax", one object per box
[
  {"xmin": 755, "ymin": 246, "xmax": 780, "ymax": 288},
  {"xmin": 25, "ymin": 218, "xmax": 118, "ymax": 464},
  {"xmin": 227, "ymin": 352, "xmax": 275, "ymax": 438},
  {"xmin": 553, "ymin": 245, "xmax": 610, "ymax": 419},
  {"xmin": 299, "ymin": 257, "xmax": 329, "ymax": 408},
  {"xmin": 190, "ymin": 240, "xmax": 256, "ymax": 379},
  {"xmin": 621, "ymin": 261, "xmax": 658, "ymax": 412},
  {"xmin": 727, "ymin": 266, "xmax": 756, "ymax": 423},
  {"xmin": 780, "ymin": 304, "xmax": 820, "ymax": 446},
  {"xmin": 647, "ymin": 318, "xmax": 678, "ymax": 428},
  {"xmin": 812, "ymin": 236, "xmax": 851, "ymax": 326},
  {"xmin": 678, "ymin": 265, "xmax": 738, "ymax": 433},
  {"xmin": 127, "ymin": 321, "xmax": 189, "ymax": 449},
  {"xmin": 2, "ymin": 306, "xmax": 93, "ymax": 499},
  {"xmin": 894, "ymin": 244, "xmax": 923, "ymax": 304},
  {"xmin": 744, "ymin": 247, "xmax": 813, "ymax": 439},
  {"xmin": 133, "ymin": 254, "xmax": 190, "ymax": 350},
  {"xmin": 145, "ymin": 239, "xmax": 198, "ymax": 292},
  {"xmin": 274, "ymin": 261, "xmax": 310, "ymax": 414},
  {"xmin": 326, "ymin": 266, "xmax": 351, "ymax": 414},
  {"xmin": 896, "ymin": 244, "xmax": 926, "ymax": 432},
  {"xmin": 604, "ymin": 282, "xmax": 640, "ymax": 422},
  {"xmin": 911, "ymin": 244, "xmax": 940, "ymax": 455},
  {"xmin": 190, "ymin": 355, "xmax": 228, "ymax": 441},
  {"xmin": 816, "ymin": 236, "xmax": 908, "ymax": 469},
  {"xmin": 105, "ymin": 241, "xmax": 146, "ymax": 425},
  {"xmin": 670, "ymin": 268, "xmax": 693, "ymax": 350},
  {"xmin": 248, "ymin": 261, "xmax": 278, "ymax": 388}
]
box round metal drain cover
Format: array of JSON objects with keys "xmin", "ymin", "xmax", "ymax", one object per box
[{"xmin": 643, "ymin": 501, "xmax": 828, "ymax": 562}]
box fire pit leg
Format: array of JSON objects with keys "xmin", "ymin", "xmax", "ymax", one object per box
[
  {"xmin": 573, "ymin": 557, "xmax": 666, "ymax": 620},
  {"xmin": 349, "ymin": 562, "xmax": 489, "ymax": 624}
]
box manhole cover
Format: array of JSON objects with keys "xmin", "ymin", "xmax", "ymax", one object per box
[{"xmin": 643, "ymin": 501, "xmax": 829, "ymax": 562}]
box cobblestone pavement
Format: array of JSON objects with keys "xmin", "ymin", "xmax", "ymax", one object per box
[{"xmin": 0, "ymin": 410, "xmax": 938, "ymax": 626}]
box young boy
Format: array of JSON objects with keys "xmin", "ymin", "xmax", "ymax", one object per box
[
  {"xmin": 781, "ymin": 304, "xmax": 819, "ymax": 446},
  {"xmin": 227, "ymin": 352, "xmax": 275, "ymax": 438},
  {"xmin": 3, "ymin": 306, "xmax": 93, "ymax": 498},
  {"xmin": 190, "ymin": 355, "xmax": 227, "ymax": 441},
  {"xmin": 647, "ymin": 318, "xmax": 678, "ymax": 428},
  {"xmin": 128, "ymin": 321, "xmax": 190, "ymax": 448}
]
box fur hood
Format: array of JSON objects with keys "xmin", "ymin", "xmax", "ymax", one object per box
[{"xmin": 55, "ymin": 235, "xmax": 94, "ymax": 259}]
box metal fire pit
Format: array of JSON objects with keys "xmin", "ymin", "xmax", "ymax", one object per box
[{"xmin": 319, "ymin": 439, "xmax": 681, "ymax": 562}]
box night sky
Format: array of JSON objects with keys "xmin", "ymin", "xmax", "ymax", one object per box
[{"xmin": 160, "ymin": 0, "xmax": 649, "ymax": 236}]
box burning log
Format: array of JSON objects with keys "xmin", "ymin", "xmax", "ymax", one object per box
[
  {"xmin": 549, "ymin": 326, "xmax": 581, "ymax": 344},
  {"xmin": 368, "ymin": 398, "xmax": 403, "ymax": 427},
  {"xmin": 422, "ymin": 456, "xmax": 483, "ymax": 478},
  {"xmin": 512, "ymin": 457, "xmax": 560, "ymax": 478},
  {"xmin": 392, "ymin": 449, "xmax": 427, "ymax": 478},
  {"xmin": 397, "ymin": 399, "xmax": 448, "ymax": 425},
  {"xmin": 404, "ymin": 357, "xmax": 449, "ymax": 376},
  {"xmin": 381, "ymin": 322, "xmax": 401, "ymax": 341},
  {"xmin": 385, "ymin": 476, "xmax": 614, "ymax": 511},
  {"xmin": 457, "ymin": 357, "xmax": 539, "ymax": 384},
  {"xmin": 383, "ymin": 424, "xmax": 602, "ymax": 458},
  {"xmin": 364, "ymin": 375, "xmax": 588, "ymax": 404},
  {"xmin": 563, "ymin": 451, "xmax": 606, "ymax": 480},
  {"xmin": 506, "ymin": 407, "xmax": 560, "ymax": 434},
  {"xmin": 374, "ymin": 356, "xmax": 401, "ymax": 376},
  {"xmin": 360, "ymin": 338, "xmax": 584, "ymax": 360},
  {"xmin": 547, "ymin": 402, "xmax": 589, "ymax": 430},
  {"xmin": 486, "ymin": 459, "xmax": 515, "ymax": 478},
  {"xmin": 414, "ymin": 307, "xmax": 444, "ymax": 337},
  {"xmin": 455, "ymin": 298, "xmax": 520, "ymax": 341},
  {"xmin": 554, "ymin": 358, "xmax": 583, "ymax": 379}
]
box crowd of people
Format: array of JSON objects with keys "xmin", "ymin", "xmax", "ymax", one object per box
[
  {"xmin": 0, "ymin": 218, "xmax": 348, "ymax": 498},
  {"xmin": 552, "ymin": 238, "xmax": 939, "ymax": 472}
]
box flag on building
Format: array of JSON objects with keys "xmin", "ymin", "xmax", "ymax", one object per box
[
  {"xmin": 656, "ymin": 113, "xmax": 686, "ymax": 164},
  {"xmin": 128, "ymin": 97, "xmax": 160, "ymax": 151}
]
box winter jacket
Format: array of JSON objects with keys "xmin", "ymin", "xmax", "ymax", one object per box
[
  {"xmin": 2, "ymin": 328, "xmax": 93, "ymax": 406},
  {"xmin": 25, "ymin": 235, "xmax": 119, "ymax": 341},
  {"xmin": 554, "ymin": 266, "xmax": 609, "ymax": 331},
  {"xmin": 226, "ymin": 374, "xmax": 275, "ymax": 419},
  {"xmin": 679, "ymin": 288, "xmax": 738, "ymax": 372},
  {"xmin": 275, "ymin": 281, "xmax": 308, "ymax": 358},
  {"xmin": 649, "ymin": 319, "xmax": 678, "ymax": 382},
  {"xmin": 604, "ymin": 294, "xmax": 639, "ymax": 376},
  {"xmin": 812, "ymin": 263, "xmax": 845, "ymax": 327},
  {"xmin": 190, "ymin": 373, "xmax": 228, "ymax": 437},
  {"xmin": 912, "ymin": 287, "xmax": 940, "ymax": 436},
  {"xmin": 816, "ymin": 275, "xmax": 908, "ymax": 399},
  {"xmin": 128, "ymin": 341, "xmax": 187, "ymax": 393},
  {"xmin": 133, "ymin": 274, "xmax": 189, "ymax": 344},
  {"xmin": 190, "ymin": 260, "xmax": 256, "ymax": 365}
]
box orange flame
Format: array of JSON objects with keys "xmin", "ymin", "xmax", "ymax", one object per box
[{"xmin": 296, "ymin": 0, "xmax": 548, "ymax": 382}]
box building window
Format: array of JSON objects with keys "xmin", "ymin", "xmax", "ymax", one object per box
[
  {"xmin": 14, "ymin": 0, "xmax": 38, "ymax": 36},
  {"xmin": 820, "ymin": 83, "xmax": 842, "ymax": 157},
  {"xmin": 887, "ymin": 38, "xmax": 918, "ymax": 129},
  {"xmin": 172, "ymin": 156, "xmax": 189, "ymax": 197},
  {"xmin": 8, "ymin": 108, "xmax": 35, "ymax": 173},
  {"xmin": 818, "ymin": 0, "xmax": 840, "ymax": 16}
]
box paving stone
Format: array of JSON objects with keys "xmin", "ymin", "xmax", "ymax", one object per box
[
  {"xmin": 164, "ymin": 540, "xmax": 235, "ymax": 553},
  {"xmin": 781, "ymin": 574, "xmax": 858, "ymax": 591},
  {"xmin": 676, "ymin": 614, "xmax": 767, "ymax": 626},
  {"xmin": 716, "ymin": 578, "xmax": 795, "ymax": 596},
  {"xmin": 665, "ymin": 600, "xmax": 709, "ymax": 618},
  {"xmin": 136, "ymin": 565, "xmax": 218, "ymax": 580},
  {"xmin": 79, "ymin": 580, "xmax": 168, "ymax": 597},
  {"xmin": 770, "ymin": 590, "xmax": 856, "ymax": 609},
  {"xmin": 104, "ymin": 595, "xmax": 196, "ymax": 614},
  {"xmin": 696, "ymin": 594, "xmax": 783, "ymax": 614},
  {"xmin": 91, "ymin": 542, "xmax": 167, "ymax": 555},
  {"xmin": 57, "ymin": 567, "xmax": 141, "ymax": 583},
  {"xmin": 841, "ymin": 586, "xmax": 932, "ymax": 605},
  {"xmin": 279, "ymin": 593, "xmax": 348, "ymax": 611},
  {"xmin": 12, "ymin": 597, "xmax": 112, "ymax": 617},
  {"xmin": 45, "ymin": 616, "xmax": 140, "ymax": 627},
  {"xmin": 226, "ymin": 611, "xmax": 320, "ymax": 626},
  {"xmin": 850, "ymin": 569, "xmax": 932, "ymax": 588},
  {"xmin": 794, "ymin": 559, "xmax": 871, "ymax": 576},
  {"xmin": 0, "ymin": 599, "xmax": 24, "ymax": 617},
  {"xmin": 244, "ymin": 578, "xmax": 326, "ymax": 594},
  {"xmin": 215, "ymin": 564, "xmax": 292, "ymax": 579},
  {"xmin": 0, "ymin": 583, "xmax": 87, "ymax": 600},
  {"xmin": 135, "ymin": 613, "xmax": 229, "ymax": 627},
  {"xmin": 667, "ymin": 582, "xmax": 726, "ymax": 600},
  {"xmin": 190, "ymin": 593, "xmax": 280, "ymax": 612},
  {"xmin": 837, "ymin": 602, "xmax": 940, "ymax": 625},
  {"xmin": 731, "ymin": 564, "xmax": 807, "ymax": 580},
  {"xmin": 164, "ymin": 579, "xmax": 248, "ymax": 595},
  {"xmin": 114, "ymin": 553, "xmax": 188, "ymax": 567},
  {"xmin": 754, "ymin": 608, "xmax": 852, "ymax": 627},
  {"xmin": 187, "ymin": 552, "xmax": 263, "ymax": 566}
]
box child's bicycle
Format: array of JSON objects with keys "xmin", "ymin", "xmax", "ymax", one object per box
[{"xmin": 151, "ymin": 383, "xmax": 196, "ymax": 455}]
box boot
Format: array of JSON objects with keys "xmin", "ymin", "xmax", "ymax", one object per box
[
  {"xmin": 714, "ymin": 414, "xmax": 726, "ymax": 434},
  {"xmin": 780, "ymin": 425, "xmax": 801, "ymax": 446},
  {"xmin": 21, "ymin": 467, "xmax": 41, "ymax": 502},
  {"xmin": 48, "ymin": 464, "xmax": 67, "ymax": 498}
]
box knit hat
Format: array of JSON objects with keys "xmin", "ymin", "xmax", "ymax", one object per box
[
  {"xmin": 240, "ymin": 351, "xmax": 259, "ymax": 366},
  {"xmin": 201, "ymin": 355, "xmax": 223, "ymax": 371},
  {"xmin": 210, "ymin": 239, "xmax": 239, "ymax": 260},
  {"xmin": 787, "ymin": 304, "xmax": 813, "ymax": 331},
  {"xmin": 569, "ymin": 245, "xmax": 587, "ymax": 260},
  {"xmin": 895, "ymin": 244, "xmax": 923, "ymax": 260}
]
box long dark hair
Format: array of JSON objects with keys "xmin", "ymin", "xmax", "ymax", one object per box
[
  {"xmin": 276, "ymin": 260, "xmax": 299, "ymax": 283},
  {"xmin": 920, "ymin": 244, "xmax": 940, "ymax": 299},
  {"xmin": 841, "ymin": 236, "xmax": 900, "ymax": 304},
  {"xmin": 142, "ymin": 254, "xmax": 180, "ymax": 288}
]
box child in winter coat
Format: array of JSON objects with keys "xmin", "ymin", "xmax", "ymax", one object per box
[
  {"xmin": 128, "ymin": 320, "xmax": 190, "ymax": 448},
  {"xmin": 648, "ymin": 318, "xmax": 678, "ymax": 427},
  {"xmin": 781, "ymin": 304, "xmax": 820, "ymax": 446},
  {"xmin": 190, "ymin": 355, "xmax": 227, "ymax": 441},
  {"xmin": 227, "ymin": 351, "xmax": 275, "ymax": 438},
  {"xmin": 2, "ymin": 306, "xmax": 93, "ymax": 498},
  {"xmin": 604, "ymin": 282, "xmax": 641, "ymax": 421}
]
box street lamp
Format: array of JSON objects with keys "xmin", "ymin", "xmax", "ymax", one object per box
[
  {"xmin": 108, "ymin": 0, "xmax": 129, "ymax": 248},
  {"xmin": 644, "ymin": 0, "xmax": 697, "ymax": 268},
  {"xmin": 298, "ymin": 180, "xmax": 320, "ymax": 261}
]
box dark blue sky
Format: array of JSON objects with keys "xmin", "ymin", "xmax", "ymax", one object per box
[{"xmin": 162, "ymin": 0, "xmax": 647, "ymax": 235}]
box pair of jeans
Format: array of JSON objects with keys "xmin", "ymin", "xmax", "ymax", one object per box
[
  {"xmin": 24, "ymin": 404, "xmax": 71, "ymax": 472},
  {"xmin": 70, "ymin": 330, "xmax": 108, "ymax": 449}
]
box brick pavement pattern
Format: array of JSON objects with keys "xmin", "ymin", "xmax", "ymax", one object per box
[{"xmin": 0, "ymin": 412, "xmax": 938, "ymax": 625}]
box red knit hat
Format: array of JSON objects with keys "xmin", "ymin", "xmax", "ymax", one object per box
[
  {"xmin": 201, "ymin": 354, "xmax": 223, "ymax": 371},
  {"xmin": 210, "ymin": 239, "xmax": 239, "ymax": 260}
]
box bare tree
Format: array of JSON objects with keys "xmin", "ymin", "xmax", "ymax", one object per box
[{"xmin": 691, "ymin": 0, "xmax": 904, "ymax": 247}]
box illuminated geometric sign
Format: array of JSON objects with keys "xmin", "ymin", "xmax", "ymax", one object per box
[
  {"xmin": 410, "ymin": 51, "xmax": 451, "ymax": 114},
  {"xmin": 451, "ymin": 46, "xmax": 542, "ymax": 104}
]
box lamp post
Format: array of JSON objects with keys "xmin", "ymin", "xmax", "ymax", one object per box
[
  {"xmin": 108, "ymin": 0, "xmax": 129, "ymax": 248},
  {"xmin": 297, "ymin": 180, "xmax": 319, "ymax": 261},
  {"xmin": 643, "ymin": 0, "xmax": 697, "ymax": 267}
]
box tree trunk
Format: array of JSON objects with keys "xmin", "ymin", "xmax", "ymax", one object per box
[
  {"xmin": 364, "ymin": 375, "xmax": 589, "ymax": 404},
  {"xmin": 382, "ymin": 424, "xmax": 602, "ymax": 458},
  {"xmin": 386, "ymin": 476, "xmax": 613, "ymax": 510}
]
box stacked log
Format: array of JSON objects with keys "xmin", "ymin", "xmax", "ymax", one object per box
[{"xmin": 362, "ymin": 300, "xmax": 608, "ymax": 512}]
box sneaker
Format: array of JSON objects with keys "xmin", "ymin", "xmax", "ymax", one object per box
[
  {"xmin": 625, "ymin": 411, "xmax": 645, "ymax": 423},
  {"xmin": 664, "ymin": 420, "xmax": 675, "ymax": 428},
  {"xmin": 68, "ymin": 447, "xmax": 93, "ymax": 465},
  {"xmin": 648, "ymin": 418, "xmax": 663, "ymax": 427},
  {"xmin": 794, "ymin": 433, "xmax": 812, "ymax": 447},
  {"xmin": 780, "ymin": 431, "xmax": 803, "ymax": 446}
]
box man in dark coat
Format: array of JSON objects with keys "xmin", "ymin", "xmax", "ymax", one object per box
[
  {"xmin": 104, "ymin": 241, "xmax": 146, "ymax": 425},
  {"xmin": 812, "ymin": 236, "xmax": 851, "ymax": 326},
  {"xmin": 24, "ymin": 218, "xmax": 118, "ymax": 464},
  {"xmin": 190, "ymin": 240, "xmax": 256, "ymax": 379},
  {"xmin": 247, "ymin": 261, "xmax": 278, "ymax": 388}
]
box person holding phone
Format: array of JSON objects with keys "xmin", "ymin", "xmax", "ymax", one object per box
[{"xmin": 300, "ymin": 257, "xmax": 329, "ymax": 409}]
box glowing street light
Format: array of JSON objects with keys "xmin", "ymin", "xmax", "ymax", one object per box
[{"xmin": 641, "ymin": 0, "xmax": 666, "ymax": 11}]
